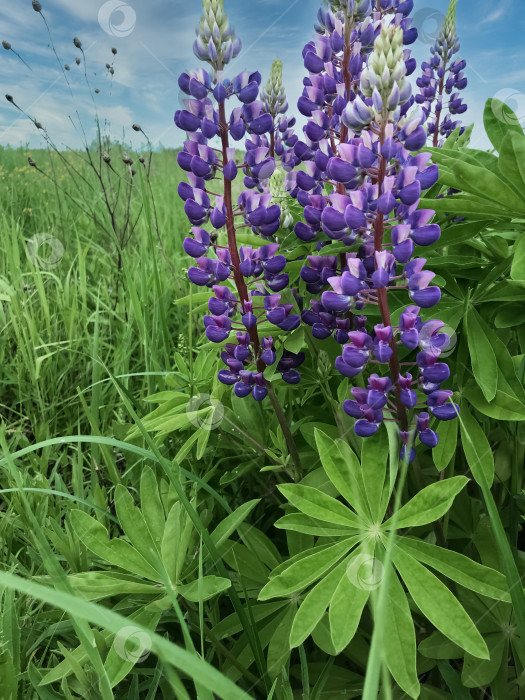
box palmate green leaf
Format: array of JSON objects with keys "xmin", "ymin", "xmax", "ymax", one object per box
[
  {"xmin": 360, "ymin": 426, "xmax": 389, "ymax": 522},
  {"xmin": 258, "ymin": 538, "xmax": 360, "ymax": 600},
  {"xmin": 313, "ymin": 429, "xmax": 369, "ymax": 517},
  {"xmin": 398, "ymin": 538, "xmax": 510, "ymax": 602},
  {"xmin": 432, "ymin": 418, "xmax": 458, "ymax": 471},
  {"xmin": 419, "ymin": 194, "xmax": 508, "ymax": 219},
  {"xmin": 437, "ymin": 661, "xmax": 472, "ymax": 700},
  {"xmin": 464, "ymin": 374, "xmax": 525, "ymax": 421},
  {"xmin": 392, "ymin": 547, "xmax": 489, "ymax": 660},
  {"xmin": 459, "ymin": 404, "xmax": 495, "ymax": 486},
  {"xmin": 426, "ymin": 220, "xmax": 491, "ymax": 252},
  {"xmin": 267, "ymin": 605, "xmax": 296, "ymax": 678},
  {"xmin": 382, "ymin": 568, "xmax": 419, "ymax": 699},
  {"xmin": 484, "ymin": 98, "xmax": 524, "ymax": 152},
  {"xmin": 274, "ymin": 513, "xmax": 354, "ymax": 537},
  {"xmin": 139, "ymin": 467, "xmax": 165, "ymax": 545},
  {"xmin": 114, "ymin": 484, "xmax": 161, "ymax": 562},
  {"xmin": 499, "ymin": 130, "xmax": 525, "ymax": 191},
  {"xmin": 511, "ymin": 234, "xmax": 525, "ymax": 286},
  {"xmin": 382, "ymin": 476, "xmax": 468, "ymax": 530},
  {"xmin": 104, "ymin": 607, "xmax": 163, "ymax": 688},
  {"xmin": 425, "ymin": 149, "xmax": 525, "ymax": 211},
  {"xmin": 277, "ymin": 484, "xmax": 364, "ymax": 529},
  {"xmin": 1, "ymin": 572, "xmax": 250, "ymax": 700},
  {"xmin": 70, "ymin": 510, "xmax": 161, "ymax": 582},
  {"xmin": 63, "ymin": 572, "xmax": 159, "ymax": 601},
  {"xmin": 418, "ymin": 631, "xmax": 462, "ymax": 660},
  {"xmin": 210, "ymin": 499, "xmax": 261, "ymax": 548},
  {"xmin": 328, "ymin": 542, "xmax": 372, "ymax": 653},
  {"xmin": 289, "ymin": 558, "xmax": 349, "ymax": 648},
  {"xmin": 177, "ymin": 576, "xmax": 231, "ymax": 602},
  {"xmin": 41, "ymin": 603, "xmax": 162, "ymax": 687},
  {"xmin": 462, "ymin": 633, "xmax": 507, "ymax": 689},
  {"xmin": 465, "ymin": 308, "xmax": 498, "ymax": 402}
]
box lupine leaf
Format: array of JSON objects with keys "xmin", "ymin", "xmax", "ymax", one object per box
[
  {"xmin": 511, "ymin": 234, "xmax": 525, "ymax": 286},
  {"xmin": 392, "ymin": 547, "xmax": 489, "ymax": 659},
  {"xmin": 484, "ymin": 98, "xmax": 524, "ymax": 152},
  {"xmin": 277, "ymin": 484, "xmax": 363, "ymax": 528},
  {"xmin": 210, "ymin": 499, "xmax": 261, "ymax": 548},
  {"xmin": 398, "ymin": 538, "xmax": 510, "ymax": 601},
  {"xmin": 419, "ymin": 195, "xmax": 508, "ymax": 218},
  {"xmin": 114, "ymin": 484, "xmax": 161, "ymax": 563},
  {"xmin": 418, "ymin": 631, "xmax": 463, "ymax": 660},
  {"xmin": 459, "ymin": 403, "xmax": 495, "ymax": 486},
  {"xmin": 289, "ymin": 559, "xmax": 349, "ymax": 648},
  {"xmin": 382, "ymin": 569, "xmax": 419, "ymax": 699},
  {"xmin": 313, "ymin": 429, "xmax": 368, "ymax": 517},
  {"xmin": 70, "ymin": 510, "xmax": 161, "ymax": 581},
  {"xmin": 437, "ymin": 661, "xmax": 473, "ymax": 700},
  {"xmin": 382, "ymin": 476, "xmax": 468, "ymax": 530},
  {"xmin": 267, "ymin": 605, "xmax": 296, "ymax": 678},
  {"xmin": 499, "ymin": 131, "xmax": 525, "ymax": 191},
  {"xmin": 465, "ymin": 307, "xmax": 498, "ymax": 402},
  {"xmin": 139, "ymin": 467, "xmax": 166, "ymax": 545},
  {"xmin": 178, "ymin": 576, "xmax": 231, "ymax": 602},
  {"xmin": 328, "ymin": 546, "xmax": 371, "ymax": 653},
  {"xmin": 274, "ymin": 513, "xmax": 354, "ymax": 537},
  {"xmin": 426, "ymin": 150, "xmax": 525, "ymax": 210},
  {"xmin": 462, "ymin": 633, "xmax": 507, "ymax": 688},
  {"xmin": 433, "ymin": 418, "xmax": 458, "ymax": 471},
  {"xmin": 258, "ymin": 538, "xmax": 359, "ymax": 600},
  {"xmin": 360, "ymin": 426, "xmax": 389, "ymax": 523}
]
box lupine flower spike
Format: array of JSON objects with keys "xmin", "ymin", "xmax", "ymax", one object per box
[
  {"xmin": 176, "ymin": 0, "xmax": 303, "ymax": 406},
  {"xmin": 287, "ymin": 0, "xmax": 458, "ymax": 460},
  {"xmin": 416, "ymin": 0, "xmax": 468, "ymax": 146}
]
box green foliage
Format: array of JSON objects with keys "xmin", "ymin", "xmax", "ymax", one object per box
[{"xmin": 2, "ymin": 95, "xmax": 525, "ymax": 698}]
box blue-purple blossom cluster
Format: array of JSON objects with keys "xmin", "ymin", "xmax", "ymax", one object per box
[
  {"xmin": 415, "ymin": 0, "xmax": 468, "ymax": 145},
  {"xmin": 286, "ymin": 0, "xmax": 459, "ymax": 457},
  {"xmin": 176, "ymin": 0, "xmax": 303, "ymax": 402}
]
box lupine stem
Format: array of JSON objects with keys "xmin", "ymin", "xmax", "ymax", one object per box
[
  {"xmin": 339, "ymin": 17, "xmax": 354, "ymax": 146},
  {"xmin": 374, "ymin": 123, "xmax": 408, "ymax": 432},
  {"xmin": 433, "ymin": 59, "xmax": 447, "ymax": 148},
  {"xmin": 268, "ymin": 384, "xmax": 302, "ymax": 481},
  {"xmin": 218, "ymin": 101, "xmax": 301, "ymax": 474},
  {"xmin": 218, "ymin": 101, "xmax": 264, "ymax": 371}
]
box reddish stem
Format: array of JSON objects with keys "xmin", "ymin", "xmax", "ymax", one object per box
[
  {"xmin": 374, "ymin": 123, "xmax": 409, "ymax": 431},
  {"xmin": 218, "ymin": 101, "xmax": 265, "ymax": 372},
  {"xmin": 433, "ymin": 60, "xmax": 447, "ymax": 148}
]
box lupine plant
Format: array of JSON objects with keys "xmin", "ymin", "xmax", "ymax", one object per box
[
  {"xmin": 282, "ymin": 0, "xmax": 459, "ymax": 460},
  {"xmin": 5, "ymin": 0, "xmax": 525, "ymax": 699},
  {"xmin": 415, "ymin": 0, "xmax": 468, "ymax": 146}
]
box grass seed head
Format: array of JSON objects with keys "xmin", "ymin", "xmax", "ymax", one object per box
[
  {"xmin": 32, "ymin": 0, "xmax": 42, "ymax": 12},
  {"xmin": 2, "ymin": 40, "xmax": 11, "ymax": 50}
]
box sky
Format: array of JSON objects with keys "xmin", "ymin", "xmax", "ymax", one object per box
[{"xmin": 0, "ymin": 0, "xmax": 524, "ymax": 152}]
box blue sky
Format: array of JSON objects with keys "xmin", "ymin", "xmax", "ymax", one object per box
[{"xmin": 1, "ymin": 0, "xmax": 524, "ymax": 152}]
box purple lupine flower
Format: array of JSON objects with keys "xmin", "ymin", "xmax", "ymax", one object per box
[
  {"xmin": 285, "ymin": 2, "xmax": 457, "ymax": 458},
  {"xmin": 415, "ymin": 0, "xmax": 468, "ymax": 146},
  {"xmin": 176, "ymin": 0, "xmax": 305, "ymax": 402}
]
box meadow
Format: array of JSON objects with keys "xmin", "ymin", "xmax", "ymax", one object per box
[{"xmin": 2, "ymin": 0, "xmax": 525, "ymax": 698}]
